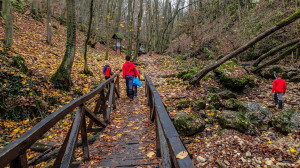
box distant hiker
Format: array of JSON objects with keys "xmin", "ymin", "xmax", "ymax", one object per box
[
  {"xmin": 103, "ymin": 61, "xmax": 113, "ymax": 80},
  {"xmin": 122, "ymin": 55, "xmax": 138, "ymax": 100},
  {"xmin": 133, "ymin": 68, "xmax": 141, "ymax": 97},
  {"xmin": 272, "ymin": 73, "xmax": 287, "ymax": 109}
]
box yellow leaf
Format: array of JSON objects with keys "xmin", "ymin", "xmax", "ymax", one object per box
[
  {"xmin": 48, "ymin": 135, "xmax": 53, "ymax": 139},
  {"xmin": 147, "ymin": 151, "xmax": 155, "ymax": 158},
  {"xmin": 117, "ymin": 134, "xmax": 122, "ymax": 137},
  {"xmin": 290, "ymin": 148, "xmax": 296, "ymax": 153},
  {"xmin": 268, "ymin": 140, "xmax": 272, "ymax": 144},
  {"xmin": 176, "ymin": 151, "xmax": 188, "ymax": 159}
]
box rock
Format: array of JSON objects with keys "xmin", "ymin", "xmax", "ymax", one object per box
[
  {"xmin": 216, "ymin": 159, "xmax": 227, "ymax": 168},
  {"xmin": 219, "ymin": 90, "xmax": 237, "ymax": 99},
  {"xmin": 246, "ymin": 151, "xmax": 252, "ymax": 158},
  {"xmin": 206, "ymin": 93, "xmax": 223, "ymax": 109},
  {"xmin": 193, "ymin": 99, "xmax": 206, "ymax": 111},
  {"xmin": 196, "ymin": 156, "xmax": 206, "ymax": 163},
  {"xmin": 260, "ymin": 66, "xmax": 288, "ymax": 79},
  {"xmin": 265, "ymin": 159, "xmax": 273, "ymax": 166},
  {"xmin": 173, "ymin": 112, "xmax": 205, "ymax": 136},
  {"xmin": 11, "ymin": 55, "xmax": 30, "ymax": 74},
  {"xmin": 242, "ymin": 101, "xmax": 272, "ymax": 126},
  {"xmin": 241, "ymin": 157, "xmax": 247, "ymax": 163},
  {"xmin": 224, "ymin": 160, "xmax": 230, "ymax": 165},
  {"xmin": 272, "ymin": 108, "xmax": 300, "ymax": 134},
  {"xmin": 224, "ymin": 98, "xmax": 243, "ymax": 110}
]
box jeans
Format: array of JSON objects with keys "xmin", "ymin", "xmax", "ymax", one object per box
[
  {"xmin": 126, "ymin": 75, "xmax": 134, "ymax": 99},
  {"xmin": 133, "ymin": 85, "xmax": 137, "ymax": 96},
  {"xmin": 274, "ymin": 92, "xmax": 284, "ymax": 109}
]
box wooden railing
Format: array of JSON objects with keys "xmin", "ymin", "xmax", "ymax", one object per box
[
  {"xmin": 0, "ymin": 74, "xmax": 120, "ymax": 168},
  {"xmin": 144, "ymin": 73, "xmax": 194, "ymax": 168}
]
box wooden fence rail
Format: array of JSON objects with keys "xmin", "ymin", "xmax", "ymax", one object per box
[
  {"xmin": 144, "ymin": 73, "xmax": 194, "ymax": 168},
  {"xmin": 0, "ymin": 74, "xmax": 120, "ymax": 168}
]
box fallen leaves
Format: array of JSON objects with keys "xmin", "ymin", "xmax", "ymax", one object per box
[{"xmin": 176, "ymin": 151, "xmax": 188, "ymax": 159}]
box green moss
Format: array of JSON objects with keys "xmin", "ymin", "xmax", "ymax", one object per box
[
  {"xmin": 173, "ymin": 112, "xmax": 205, "ymax": 136},
  {"xmin": 11, "ymin": 0, "xmax": 24, "ymax": 13},
  {"xmin": 219, "ymin": 90, "xmax": 237, "ymax": 99},
  {"xmin": 276, "ymin": 9, "xmax": 300, "ymax": 26},
  {"xmin": 11, "ymin": 55, "xmax": 29, "ymax": 74},
  {"xmin": 176, "ymin": 100, "xmax": 192, "ymax": 110},
  {"xmin": 224, "ymin": 98, "xmax": 243, "ymax": 110},
  {"xmin": 193, "ymin": 99, "xmax": 206, "ymax": 111},
  {"xmin": 50, "ymin": 66, "xmax": 71, "ymax": 91}
]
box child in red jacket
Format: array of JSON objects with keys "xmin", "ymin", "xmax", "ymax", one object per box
[{"xmin": 272, "ymin": 74, "xmax": 287, "ymax": 109}]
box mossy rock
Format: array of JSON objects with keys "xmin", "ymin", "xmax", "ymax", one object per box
[
  {"xmin": 173, "ymin": 112, "xmax": 205, "ymax": 136},
  {"xmin": 206, "ymin": 86, "xmax": 218, "ymax": 93},
  {"xmin": 219, "ymin": 90, "xmax": 237, "ymax": 99},
  {"xmin": 193, "ymin": 99, "xmax": 206, "ymax": 111},
  {"xmin": 216, "ymin": 110, "xmax": 249, "ymax": 133},
  {"xmin": 206, "ymin": 93, "xmax": 223, "ymax": 109},
  {"xmin": 224, "ymin": 98, "xmax": 243, "ymax": 110},
  {"xmin": 242, "ymin": 102, "xmax": 272, "ymax": 126},
  {"xmin": 11, "ymin": 55, "xmax": 29, "ymax": 74},
  {"xmin": 176, "ymin": 100, "xmax": 192, "ymax": 110},
  {"xmin": 272, "ymin": 109, "xmax": 299, "ymax": 135}
]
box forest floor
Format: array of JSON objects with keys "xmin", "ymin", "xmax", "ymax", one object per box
[{"xmin": 139, "ymin": 54, "xmax": 300, "ymax": 167}]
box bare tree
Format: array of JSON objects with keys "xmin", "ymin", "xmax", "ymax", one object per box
[
  {"xmin": 83, "ymin": 0, "xmax": 94, "ymax": 75},
  {"xmin": 133, "ymin": 0, "xmax": 144, "ymax": 61},
  {"xmin": 46, "ymin": 0, "xmax": 52, "ymax": 45}
]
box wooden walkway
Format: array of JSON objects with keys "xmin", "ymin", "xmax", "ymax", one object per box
[{"xmin": 85, "ymin": 85, "xmax": 159, "ymax": 167}]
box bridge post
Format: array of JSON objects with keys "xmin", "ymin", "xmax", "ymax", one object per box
[{"xmin": 10, "ymin": 152, "xmax": 28, "ymax": 168}]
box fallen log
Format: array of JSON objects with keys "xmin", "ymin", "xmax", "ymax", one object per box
[
  {"xmin": 189, "ymin": 9, "xmax": 300, "ymax": 85},
  {"xmin": 251, "ymin": 43, "xmax": 300, "ymax": 73},
  {"xmin": 252, "ymin": 38, "xmax": 300, "ymax": 67}
]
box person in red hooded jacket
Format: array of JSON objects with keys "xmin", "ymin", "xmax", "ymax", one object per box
[
  {"xmin": 272, "ymin": 73, "xmax": 286, "ymax": 109},
  {"xmin": 122, "ymin": 55, "xmax": 138, "ymax": 100}
]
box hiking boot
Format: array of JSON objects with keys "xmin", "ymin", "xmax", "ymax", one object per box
[{"xmin": 278, "ymin": 100, "xmax": 283, "ymax": 109}]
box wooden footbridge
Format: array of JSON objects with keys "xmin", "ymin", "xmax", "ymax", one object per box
[{"xmin": 0, "ymin": 73, "xmax": 194, "ymax": 168}]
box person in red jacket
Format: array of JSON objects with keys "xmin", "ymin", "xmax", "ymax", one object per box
[
  {"xmin": 122, "ymin": 55, "xmax": 138, "ymax": 100},
  {"xmin": 272, "ymin": 74, "xmax": 287, "ymax": 109}
]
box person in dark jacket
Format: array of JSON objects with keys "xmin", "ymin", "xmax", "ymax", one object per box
[
  {"xmin": 122, "ymin": 56, "xmax": 138, "ymax": 100},
  {"xmin": 272, "ymin": 74, "xmax": 287, "ymax": 109}
]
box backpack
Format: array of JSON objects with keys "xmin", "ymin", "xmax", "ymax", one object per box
[{"xmin": 105, "ymin": 67, "xmax": 111, "ymax": 77}]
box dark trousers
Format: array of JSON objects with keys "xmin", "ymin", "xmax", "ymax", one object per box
[
  {"xmin": 133, "ymin": 85, "xmax": 137, "ymax": 96},
  {"xmin": 274, "ymin": 92, "xmax": 283, "ymax": 109},
  {"xmin": 125, "ymin": 75, "xmax": 134, "ymax": 99}
]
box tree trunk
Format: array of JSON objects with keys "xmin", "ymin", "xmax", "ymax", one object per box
[
  {"xmin": 0, "ymin": 0, "xmax": 3, "ymax": 14},
  {"xmin": 3, "ymin": 0, "xmax": 13, "ymax": 49},
  {"xmin": 189, "ymin": 9, "xmax": 300, "ymax": 85},
  {"xmin": 50, "ymin": 0, "xmax": 76, "ymax": 90},
  {"xmin": 105, "ymin": 0, "xmax": 111, "ymax": 60},
  {"xmin": 127, "ymin": 0, "xmax": 133, "ymax": 56},
  {"xmin": 46, "ymin": 0, "xmax": 52, "ymax": 45},
  {"xmin": 133, "ymin": 0, "xmax": 144, "ymax": 61},
  {"xmin": 251, "ymin": 43, "xmax": 300, "ymax": 73},
  {"xmin": 113, "ymin": 0, "xmax": 123, "ymax": 34},
  {"xmin": 252, "ymin": 38, "xmax": 300, "ymax": 67},
  {"xmin": 83, "ymin": 0, "xmax": 94, "ymax": 75}
]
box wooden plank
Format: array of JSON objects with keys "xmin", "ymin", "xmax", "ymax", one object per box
[
  {"xmin": 53, "ymin": 122, "xmax": 73, "ymax": 168},
  {"xmin": 0, "ymin": 74, "xmax": 118, "ymax": 167},
  {"xmin": 99, "ymin": 90, "xmax": 106, "ymax": 115},
  {"xmin": 167, "ymin": 137, "xmax": 194, "ymax": 168},
  {"xmin": 156, "ymin": 115, "xmax": 172, "ymax": 167},
  {"xmin": 84, "ymin": 106, "xmax": 106, "ymax": 127},
  {"xmin": 81, "ymin": 111, "xmax": 89, "ymax": 161},
  {"xmin": 60, "ymin": 106, "xmax": 84, "ymax": 168},
  {"xmin": 10, "ymin": 153, "xmax": 28, "ymax": 168},
  {"xmin": 150, "ymin": 97, "xmax": 155, "ymax": 121},
  {"xmin": 105, "ymin": 83, "xmax": 115, "ymax": 123},
  {"xmin": 114, "ymin": 85, "xmax": 120, "ymax": 98}
]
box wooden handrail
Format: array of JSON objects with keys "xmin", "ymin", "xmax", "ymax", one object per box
[
  {"xmin": 0, "ymin": 74, "xmax": 120, "ymax": 167},
  {"xmin": 144, "ymin": 73, "xmax": 194, "ymax": 168}
]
